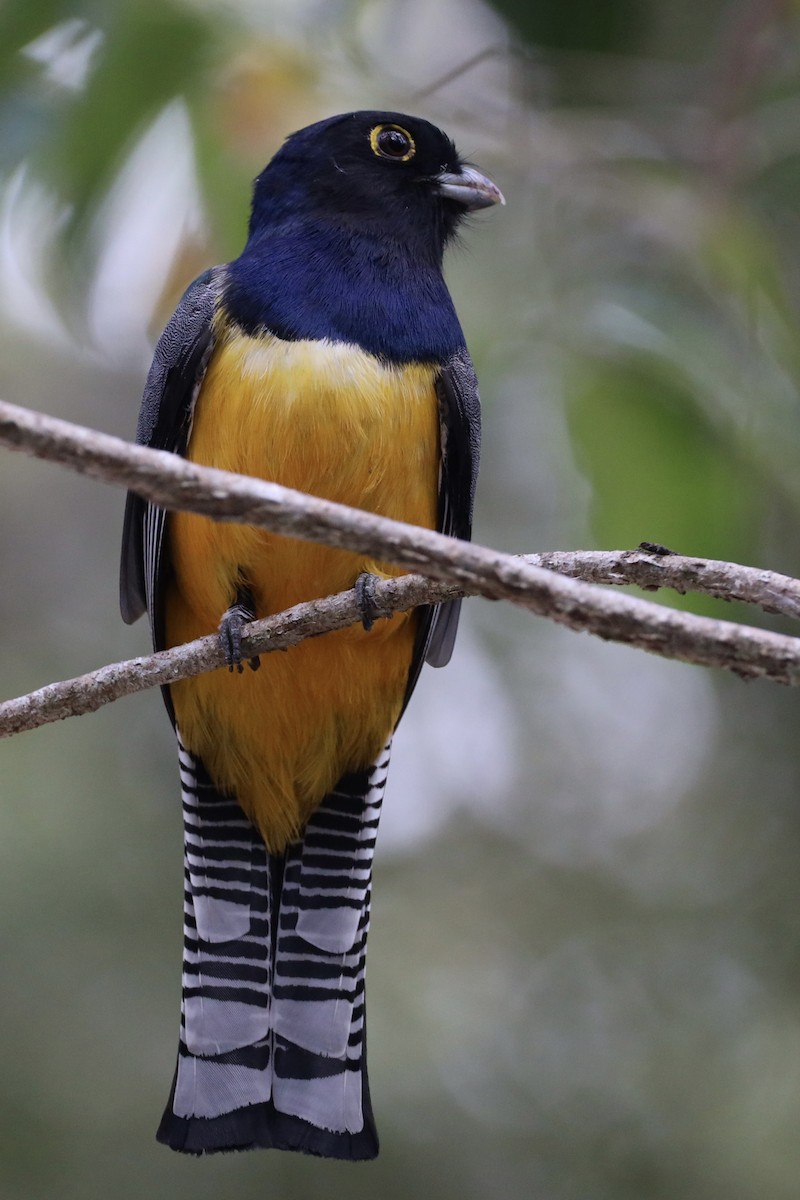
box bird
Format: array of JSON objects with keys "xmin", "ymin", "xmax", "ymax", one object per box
[{"xmin": 119, "ymin": 109, "xmax": 503, "ymax": 1159}]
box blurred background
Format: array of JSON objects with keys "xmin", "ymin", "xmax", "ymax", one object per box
[{"xmin": 3, "ymin": 1, "xmax": 800, "ymax": 1197}]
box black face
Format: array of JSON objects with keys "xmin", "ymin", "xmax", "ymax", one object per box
[
  {"xmin": 279, "ymin": 111, "xmax": 459, "ymax": 199},
  {"xmin": 249, "ymin": 110, "xmax": 497, "ymax": 252}
]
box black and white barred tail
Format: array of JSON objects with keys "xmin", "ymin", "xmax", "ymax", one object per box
[{"xmin": 156, "ymin": 732, "xmax": 389, "ymax": 1158}]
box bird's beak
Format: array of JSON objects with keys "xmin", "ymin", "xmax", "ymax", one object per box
[{"xmin": 435, "ymin": 164, "xmax": 505, "ymax": 211}]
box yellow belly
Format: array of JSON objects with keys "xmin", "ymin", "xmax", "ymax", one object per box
[{"xmin": 165, "ymin": 327, "xmax": 440, "ymax": 850}]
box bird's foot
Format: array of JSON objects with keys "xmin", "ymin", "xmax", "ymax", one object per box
[
  {"xmin": 219, "ymin": 590, "xmax": 261, "ymax": 673},
  {"xmin": 355, "ymin": 572, "xmax": 384, "ymax": 633}
]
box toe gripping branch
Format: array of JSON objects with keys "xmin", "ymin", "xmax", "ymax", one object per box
[
  {"xmin": 219, "ymin": 586, "xmax": 261, "ymax": 673},
  {"xmin": 354, "ymin": 572, "xmax": 384, "ymax": 633}
]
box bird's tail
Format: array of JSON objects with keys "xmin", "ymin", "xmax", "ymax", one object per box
[{"xmin": 156, "ymin": 732, "xmax": 388, "ymax": 1158}]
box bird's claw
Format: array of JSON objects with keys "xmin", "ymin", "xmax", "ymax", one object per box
[
  {"xmin": 219, "ymin": 600, "xmax": 261, "ymax": 673},
  {"xmin": 355, "ymin": 572, "xmax": 382, "ymax": 633}
]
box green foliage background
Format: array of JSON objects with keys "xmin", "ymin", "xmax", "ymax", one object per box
[{"xmin": 3, "ymin": 2, "xmax": 800, "ymax": 1198}]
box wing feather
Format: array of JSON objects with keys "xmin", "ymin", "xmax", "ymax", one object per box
[
  {"xmin": 403, "ymin": 347, "xmax": 481, "ymax": 703},
  {"xmin": 119, "ymin": 267, "xmax": 221, "ymax": 631}
]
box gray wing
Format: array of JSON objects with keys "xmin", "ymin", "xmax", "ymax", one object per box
[
  {"xmin": 119, "ymin": 267, "xmax": 221, "ymax": 638},
  {"xmin": 403, "ymin": 347, "xmax": 482, "ymax": 706}
]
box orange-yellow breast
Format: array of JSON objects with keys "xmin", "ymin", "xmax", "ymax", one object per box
[{"xmin": 165, "ymin": 324, "xmax": 440, "ymax": 850}]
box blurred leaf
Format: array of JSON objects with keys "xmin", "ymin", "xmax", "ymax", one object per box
[
  {"xmin": 44, "ymin": 3, "xmax": 218, "ymax": 237},
  {"xmin": 193, "ymin": 42, "xmax": 323, "ymax": 260},
  {"xmin": 0, "ymin": 0, "xmax": 71, "ymax": 88},
  {"xmin": 567, "ymin": 356, "xmax": 761, "ymax": 580},
  {"xmin": 487, "ymin": 0, "xmax": 646, "ymax": 54}
]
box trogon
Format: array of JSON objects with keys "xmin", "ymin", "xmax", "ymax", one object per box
[{"xmin": 119, "ymin": 110, "xmax": 503, "ymax": 1158}]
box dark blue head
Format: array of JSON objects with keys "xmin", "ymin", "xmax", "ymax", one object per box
[
  {"xmin": 226, "ymin": 111, "xmax": 503, "ymax": 363},
  {"xmin": 248, "ymin": 110, "xmax": 503, "ymax": 263}
]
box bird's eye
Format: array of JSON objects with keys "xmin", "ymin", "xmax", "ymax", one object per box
[{"xmin": 369, "ymin": 124, "xmax": 416, "ymax": 162}]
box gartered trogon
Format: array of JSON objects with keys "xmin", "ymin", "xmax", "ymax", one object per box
[{"xmin": 119, "ymin": 110, "xmax": 503, "ymax": 1158}]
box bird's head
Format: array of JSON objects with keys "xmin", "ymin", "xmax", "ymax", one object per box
[{"xmin": 247, "ymin": 110, "xmax": 504, "ymax": 262}]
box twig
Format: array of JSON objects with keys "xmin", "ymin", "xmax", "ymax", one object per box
[
  {"xmin": 533, "ymin": 548, "xmax": 800, "ymax": 618},
  {"xmin": 1, "ymin": 398, "xmax": 798, "ymax": 611},
  {"xmin": 2, "ymin": 398, "xmax": 800, "ymax": 740},
  {"xmin": 3, "ymin": 548, "xmax": 800, "ymax": 738},
  {"xmin": 0, "ymin": 575, "xmax": 432, "ymax": 737}
]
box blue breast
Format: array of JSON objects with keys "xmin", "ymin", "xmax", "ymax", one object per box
[{"xmin": 224, "ymin": 218, "xmax": 466, "ymax": 365}]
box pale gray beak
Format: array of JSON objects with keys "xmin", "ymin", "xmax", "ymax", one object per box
[{"xmin": 435, "ymin": 164, "xmax": 505, "ymax": 210}]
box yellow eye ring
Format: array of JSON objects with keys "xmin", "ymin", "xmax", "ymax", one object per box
[{"xmin": 369, "ymin": 123, "xmax": 416, "ymax": 162}]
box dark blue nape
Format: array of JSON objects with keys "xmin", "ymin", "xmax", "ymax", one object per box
[{"xmin": 224, "ymin": 219, "xmax": 466, "ymax": 365}]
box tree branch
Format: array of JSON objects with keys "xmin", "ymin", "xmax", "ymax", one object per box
[
  {"xmin": 3, "ymin": 546, "xmax": 800, "ymax": 737},
  {"xmin": 2, "ymin": 397, "xmax": 800, "ymax": 739},
  {"xmin": 533, "ymin": 548, "xmax": 800, "ymax": 618}
]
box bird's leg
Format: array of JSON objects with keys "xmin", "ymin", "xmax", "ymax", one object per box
[
  {"xmin": 354, "ymin": 572, "xmax": 383, "ymax": 633},
  {"xmin": 219, "ymin": 584, "xmax": 261, "ymax": 673}
]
